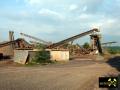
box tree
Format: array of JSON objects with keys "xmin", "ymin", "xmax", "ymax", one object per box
[
  {"xmin": 83, "ymin": 42, "xmax": 90, "ymax": 49},
  {"xmin": 36, "ymin": 43, "xmax": 46, "ymax": 50}
]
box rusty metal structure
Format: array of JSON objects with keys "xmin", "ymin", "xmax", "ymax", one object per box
[
  {"xmin": 0, "ymin": 28, "xmax": 103, "ymax": 60},
  {"xmin": 47, "ymin": 28, "xmax": 99, "ymax": 49},
  {"xmin": 0, "ymin": 31, "xmax": 33, "ymax": 58},
  {"xmin": 0, "ymin": 38, "xmax": 33, "ymax": 49},
  {"xmin": 102, "ymin": 41, "xmax": 117, "ymax": 45},
  {"xmin": 9, "ymin": 31, "xmax": 14, "ymax": 41},
  {"xmin": 45, "ymin": 28, "xmax": 103, "ymax": 55},
  {"xmin": 20, "ymin": 33, "xmax": 51, "ymax": 45},
  {"xmin": 20, "ymin": 28, "xmax": 102, "ymax": 55},
  {"xmin": 90, "ymin": 34, "xmax": 103, "ymax": 54},
  {"xmin": 0, "ymin": 38, "xmax": 33, "ymax": 59}
]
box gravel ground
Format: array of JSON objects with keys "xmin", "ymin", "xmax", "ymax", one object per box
[{"xmin": 0, "ymin": 58, "xmax": 120, "ymax": 90}]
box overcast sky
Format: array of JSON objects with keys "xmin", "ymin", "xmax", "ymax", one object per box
[{"xmin": 0, "ymin": 0, "xmax": 120, "ymax": 45}]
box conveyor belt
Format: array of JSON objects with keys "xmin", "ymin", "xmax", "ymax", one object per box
[{"xmin": 47, "ymin": 28, "xmax": 99, "ymax": 49}]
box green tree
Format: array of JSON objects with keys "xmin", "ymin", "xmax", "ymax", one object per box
[
  {"xmin": 34, "ymin": 50, "xmax": 51, "ymax": 63},
  {"xmin": 108, "ymin": 48, "xmax": 117, "ymax": 54},
  {"xmin": 83, "ymin": 42, "xmax": 90, "ymax": 49},
  {"xmin": 30, "ymin": 44, "xmax": 52, "ymax": 64},
  {"xmin": 36, "ymin": 43, "xmax": 46, "ymax": 50}
]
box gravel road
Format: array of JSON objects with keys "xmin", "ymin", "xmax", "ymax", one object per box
[{"xmin": 0, "ymin": 59, "xmax": 119, "ymax": 90}]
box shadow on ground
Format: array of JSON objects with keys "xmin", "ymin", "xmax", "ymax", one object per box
[
  {"xmin": 106, "ymin": 56, "xmax": 120, "ymax": 90},
  {"xmin": 107, "ymin": 56, "xmax": 120, "ymax": 72}
]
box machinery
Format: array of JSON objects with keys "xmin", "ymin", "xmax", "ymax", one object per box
[
  {"xmin": 47, "ymin": 28, "xmax": 102, "ymax": 55},
  {"xmin": 90, "ymin": 34, "xmax": 103, "ymax": 54},
  {"xmin": 47, "ymin": 28, "xmax": 99, "ymax": 48},
  {"xmin": 0, "ymin": 38, "xmax": 33, "ymax": 49},
  {"xmin": 20, "ymin": 28, "xmax": 102, "ymax": 55},
  {"xmin": 102, "ymin": 41, "xmax": 117, "ymax": 46},
  {"xmin": 0, "ymin": 31, "xmax": 32, "ymax": 49},
  {"xmin": 20, "ymin": 33, "xmax": 51, "ymax": 45},
  {"xmin": 0, "ymin": 38, "xmax": 33, "ymax": 59}
]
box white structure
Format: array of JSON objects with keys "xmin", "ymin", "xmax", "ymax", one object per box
[{"xmin": 50, "ymin": 50, "xmax": 69, "ymax": 61}]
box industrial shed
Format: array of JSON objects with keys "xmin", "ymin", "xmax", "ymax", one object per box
[
  {"xmin": 0, "ymin": 42, "xmax": 14, "ymax": 57},
  {"xmin": 0, "ymin": 38, "xmax": 33, "ymax": 59}
]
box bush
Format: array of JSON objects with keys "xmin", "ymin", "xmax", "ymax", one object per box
[
  {"xmin": 32, "ymin": 50, "xmax": 52, "ymax": 64},
  {"xmin": 108, "ymin": 49, "xmax": 118, "ymax": 54}
]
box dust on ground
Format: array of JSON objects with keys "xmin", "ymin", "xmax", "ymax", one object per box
[{"xmin": 0, "ymin": 56, "xmax": 120, "ymax": 90}]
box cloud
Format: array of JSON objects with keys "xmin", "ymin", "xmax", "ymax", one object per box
[
  {"xmin": 69, "ymin": 4, "xmax": 78, "ymax": 11},
  {"xmin": 20, "ymin": 11, "xmax": 29, "ymax": 17},
  {"xmin": 25, "ymin": 0, "xmax": 41, "ymax": 5},
  {"xmin": 0, "ymin": 11, "xmax": 31, "ymax": 22},
  {"xmin": 0, "ymin": 0, "xmax": 120, "ymax": 43},
  {"xmin": 24, "ymin": 0, "xmax": 103, "ymax": 13},
  {"xmin": 38, "ymin": 8, "xmax": 65, "ymax": 20},
  {"xmin": 78, "ymin": 13, "xmax": 91, "ymax": 19},
  {"xmin": 89, "ymin": 18, "xmax": 120, "ymax": 35}
]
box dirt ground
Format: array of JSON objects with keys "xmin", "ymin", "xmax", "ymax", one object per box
[{"xmin": 0, "ymin": 56, "xmax": 120, "ymax": 90}]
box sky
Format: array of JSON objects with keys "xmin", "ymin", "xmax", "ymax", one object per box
[{"xmin": 0, "ymin": 0, "xmax": 120, "ymax": 45}]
